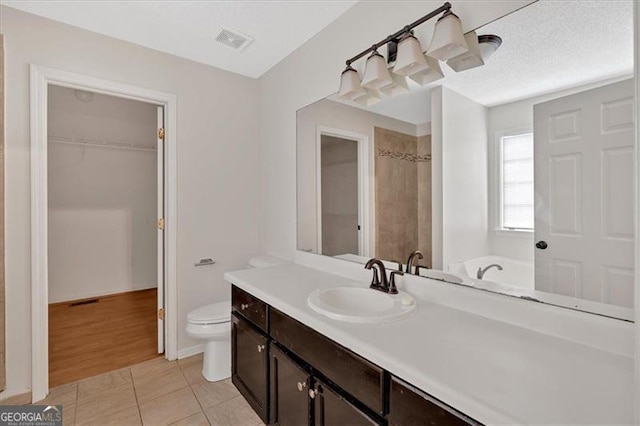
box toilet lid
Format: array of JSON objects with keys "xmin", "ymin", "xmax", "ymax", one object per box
[{"xmin": 187, "ymin": 301, "xmax": 231, "ymax": 324}]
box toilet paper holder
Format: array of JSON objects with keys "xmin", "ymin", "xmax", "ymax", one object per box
[{"xmin": 194, "ymin": 258, "xmax": 216, "ymax": 267}]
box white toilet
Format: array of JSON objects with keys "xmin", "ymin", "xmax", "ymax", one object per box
[{"xmin": 185, "ymin": 255, "xmax": 287, "ymax": 382}]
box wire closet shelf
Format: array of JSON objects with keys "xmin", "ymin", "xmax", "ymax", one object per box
[{"xmin": 48, "ymin": 135, "xmax": 157, "ymax": 153}]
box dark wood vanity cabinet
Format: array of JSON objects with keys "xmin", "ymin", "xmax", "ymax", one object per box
[
  {"xmin": 230, "ymin": 285, "xmax": 480, "ymax": 426},
  {"xmin": 313, "ymin": 379, "xmax": 379, "ymax": 426},
  {"xmin": 232, "ymin": 285, "xmax": 268, "ymax": 331},
  {"xmin": 388, "ymin": 377, "xmax": 480, "ymax": 426},
  {"xmin": 270, "ymin": 343, "xmax": 311, "ymax": 425},
  {"xmin": 231, "ymin": 314, "xmax": 269, "ymax": 423}
]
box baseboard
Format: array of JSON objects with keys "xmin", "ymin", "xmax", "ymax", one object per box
[
  {"xmin": 49, "ymin": 285, "xmax": 158, "ymax": 305},
  {"xmin": 0, "ymin": 391, "xmax": 32, "ymax": 404},
  {"xmin": 177, "ymin": 344, "xmax": 204, "ymax": 359}
]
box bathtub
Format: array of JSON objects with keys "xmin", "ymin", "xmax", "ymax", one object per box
[{"xmin": 449, "ymin": 255, "xmax": 534, "ymax": 289}]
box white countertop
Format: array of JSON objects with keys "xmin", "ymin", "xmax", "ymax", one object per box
[{"xmin": 224, "ymin": 263, "xmax": 635, "ymax": 425}]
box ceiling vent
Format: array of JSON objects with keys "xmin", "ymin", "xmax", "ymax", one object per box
[{"xmin": 215, "ymin": 27, "xmax": 254, "ymax": 52}]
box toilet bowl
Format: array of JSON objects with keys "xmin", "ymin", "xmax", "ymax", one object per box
[
  {"xmin": 185, "ymin": 255, "xmax": 287, "ymax": 382},
  {"xmin": 186, "ymin": 300, "xmax": 231, "ymax": 381}
]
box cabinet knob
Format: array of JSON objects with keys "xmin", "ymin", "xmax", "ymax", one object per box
[
  {"xmin": 296, "ymin": 381, "xmax": 307, "ymax": 392},
  {"xmin": 309, "ymin": 389, "xmax": 318, "ymax": 399},
  {"xmin": 241, "ymin": 303, "xmax": 249, "ymax": 310},
  {"xmin": 257, "ymin": 344, "xmax": 265, "ymax": 353}
]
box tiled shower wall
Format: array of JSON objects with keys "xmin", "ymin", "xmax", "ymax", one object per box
[{"xmin": 374, "ymin": 127, "xmax": 431, "ymax": 267}]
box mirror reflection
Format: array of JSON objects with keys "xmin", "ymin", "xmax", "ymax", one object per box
[{"xmin": 297, "ymin": 0, "xmax": 635, "ymax": 319}]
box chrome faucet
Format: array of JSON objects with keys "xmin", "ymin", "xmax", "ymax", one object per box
[
  {"xmin": 406, "ymin": 250, "xmax": 424, "ymax": 275},
  {"xmin": 365, "ymin": 258, "xmax": 401, "ymax": 294},
  {"xmin": 476, "ymin": 264, "xmax": 503, "ymax": 280}
]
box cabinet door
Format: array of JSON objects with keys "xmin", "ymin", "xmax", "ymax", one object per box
[
  {"xmin": 388, "ymin": 377, "xmax": 480, "ymax": 426},
  {"xmin": 270, "ymin": 343, "xmax": 311, "ymax": 426},
  {"xmin": 231, "ymin": 314, "xmax": 269, "ymax": 423},
  {"xmin": 313, "ymin": 380, "xmax": 379, "ymax": 426}
]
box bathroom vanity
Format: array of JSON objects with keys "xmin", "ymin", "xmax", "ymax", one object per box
[
  {"xmin": 225, "ymin": 264, "xmax": 635, "ymax": 425},
  {"xmin": 231, "ymin": 285, "xmax": 474, "ymax": 425}
]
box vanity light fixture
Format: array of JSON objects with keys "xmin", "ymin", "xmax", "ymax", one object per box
[
  {"xmin": 446, "ymin": 30, "xmax": 484, "ymax": 72},
  {"xmin": 361, "ymin": 51, "xmax": 394, "ymax": 90},
  {"xmin": 338, "ymin": 2, "xmax": 452, "ymax": 101},
  {"xmin": 339, "ymin": 2, "xmax": 496, "ymax": 103}
]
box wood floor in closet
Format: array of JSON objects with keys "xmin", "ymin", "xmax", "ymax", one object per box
[{"xmin": 48, "ymin": 288, "xmax": 160, "ymax": 388}]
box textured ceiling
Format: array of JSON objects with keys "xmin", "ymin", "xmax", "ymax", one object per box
[
  {"xmin": 355, "ymin": 0, "xmax": 634, "ymax": 124},
  {"xmin": 2, "ymin": 0, "xmax": 357, "ymax": 78}
]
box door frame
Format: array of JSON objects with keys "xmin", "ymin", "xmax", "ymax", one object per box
[
  {"xmin": 30, "ymin": 65, "xmax": 178, "ymax": 401},
  {"xmin": 315, "ymin": 125, "xmax": 370, "ymax": 257}
]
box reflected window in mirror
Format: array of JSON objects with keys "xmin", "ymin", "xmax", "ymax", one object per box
[{"xmin": 499, "ymin": 131, "xmax": 534, "ymax": 232}]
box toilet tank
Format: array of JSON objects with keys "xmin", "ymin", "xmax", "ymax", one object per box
[{"xmin": 247, "ymin": 255, "xmax": 288, "ymax": 269}]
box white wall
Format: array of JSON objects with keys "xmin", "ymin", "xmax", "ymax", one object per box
[
  {"xmin": 432, "ymin": 87, "xmax": 490, "ymax": 269},
  {"xmin": 2, "ymin": 7, "xmax": 260, "ymax": 398},
  {"xmin": 48, "ymin": 86, "xmax": 157, "ymax": 303}
]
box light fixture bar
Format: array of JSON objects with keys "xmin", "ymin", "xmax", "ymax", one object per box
[{"xmin": 344, "ymin": 2, "xmax": 452, "ymax": 66}]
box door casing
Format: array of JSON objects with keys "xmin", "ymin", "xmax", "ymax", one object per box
[{"xmin": 29, "ymin": 65, "xmax": 178, "ymax": 402}]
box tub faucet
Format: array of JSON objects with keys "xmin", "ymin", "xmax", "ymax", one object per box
[
  {"xmin": 477, "ymin": 264, "xmax": 503, "ymax": 280},
  {"xmin": 406, "ymin": 250, "xmax": 424, "ymax": 274}
]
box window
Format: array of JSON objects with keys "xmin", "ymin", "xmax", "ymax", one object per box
[{"xmin": 500, "ymin": 132, "xmax": 534, "ymax": 230}]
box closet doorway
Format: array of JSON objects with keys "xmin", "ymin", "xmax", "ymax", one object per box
[{"xmin": 46, "ymin": 85, "xmax": 164, "ymax": 387}]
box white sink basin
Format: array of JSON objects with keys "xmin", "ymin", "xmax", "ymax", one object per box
[
  {"xmin": 418, "ymin": 270, "xmax": 474, "ymax": 286},
  {"xmin": 307, "ymin": 286, "xmax": 416, "ymax": 323}
]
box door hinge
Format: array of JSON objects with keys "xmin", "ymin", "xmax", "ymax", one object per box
[
  {"xmin": 157, "ymin": 218, "xmax": 165, "ymax": 230},
  {"xmin": 158, "ymin": 128, "xmax": 165, "ymax": 140},
  {"xmin": 158, "ymin": 308, "xmax": 165, "ymax": 320}
]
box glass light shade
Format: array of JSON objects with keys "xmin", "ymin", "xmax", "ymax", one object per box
[
  {"xmin": 361, "ymin": 52, "xmax": 393, "ymax": 90},
  {"xmin": 393, "ymin": 35, "xmax": 429, "ymax": 76},
  {"xmin": 446, "ymin": 31, "xmax": 484, "ymax": 72},
  {"xmin": 380, "ymin": 73, "xmax": 409, "ymax": 97},
  {"xmin": 408, "ymin": 56, "xmax": 444, "ymax": 85},
  {"xmin": 338, "ymin": 67, "xmax": 366, "ymax": 100},
  {"xmin": 478, "ymin": 34, "xmax": 502, "ymax": 61},
  {"xmin": 353, "ymin": 89, "xmax": 381, "ymax": 107},
  {"xmin": 426, "ymin": 11, "xmax": 469, "ymax": 61}
]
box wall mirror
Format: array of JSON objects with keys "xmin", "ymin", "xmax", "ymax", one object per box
[{"xmin": 296, "ymin": 0, "xmax": 635, "ymax": 320}]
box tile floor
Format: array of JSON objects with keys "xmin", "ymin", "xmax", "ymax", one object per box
[{"xmin": 31, "ymin": 354, "xmax": 264, "ymax": 426}]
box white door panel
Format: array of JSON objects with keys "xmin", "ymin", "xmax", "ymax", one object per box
[{"xmin": 534, "ymin": 79, "xmax": 634, "ymax": 307}]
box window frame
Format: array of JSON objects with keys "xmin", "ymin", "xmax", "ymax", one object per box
[{"xmin": 495, "ymin": 128, "xmax": 535, "ymax": 236}]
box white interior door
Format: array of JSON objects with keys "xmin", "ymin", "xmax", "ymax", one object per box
[
  {"xmin": 157, "ymin": 106, "xmax": 165, "ymax": 353},
  {"xmin": 534, "ymin": 79, "xmax": 635, "ymax": 307}
]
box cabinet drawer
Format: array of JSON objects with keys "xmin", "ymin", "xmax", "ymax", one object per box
[
  {"xmin": 270, "ymin": 308, "xmax": 385, "ymax": 415},
  {"xmin": 232, "ymin": 285, "xmax": 268, "ymax": 331},
  {"xmin": 314, "ymin": 378, "xmax": 380, "ymax": 426},
  {"xmin": 388, "ymin": 377, "xmax": 480, "ymax": 426}
]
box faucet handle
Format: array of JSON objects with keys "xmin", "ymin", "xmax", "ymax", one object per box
[
  {"xmin": 388, "ymin": 270, "xmax": 404, "ymax": 294},
  {"xmin": 415, "ymin": 265, "xmax": 429, "ymax": 275},
  {"xmin": 391, "ymin": 260, "xmax": 404, "ymax": 272}
]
